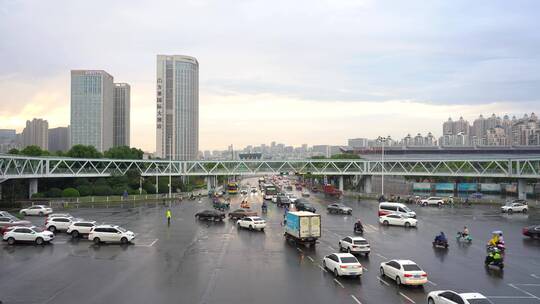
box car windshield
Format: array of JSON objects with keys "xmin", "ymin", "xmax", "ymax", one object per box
[
  {"xmin": 340, "ymin": 257, "xmax": 359, "ymax": 264},
  {"xmin": 116, "ymin": 227, "xmax": 127, "ymax": 233},
  {"xmin": 403, "ymin": 264, "xmax": 421, "ymax": 271},
  {"xmin": 467, "ymin": 299, "xmax": 492, "ymax": 304}
]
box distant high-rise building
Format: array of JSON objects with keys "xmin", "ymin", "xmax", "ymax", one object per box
[
  {"xmin": 70, "ymin": 70, "xmax": 114, "ymax": 152},
  {"xmin": 22, "ymin": 118, "xmax": 48, "ymax": 150},
  {"xmin": 0, "ymin": 129, "xmax": 18, "ymax": 153},
  {"xmin": 113, "ymin": 83, "xmax": 131, "ymax": 147},
  {"xmin": 48, "ymin": 126, "xmax": 70, "ymax": 152},
  {"xmin": 156, "ymin": 55, "xmax": 199, "ymax": 160},
  {"xmin": 348, "ymin": 138, "xmax": 369, "ymax": 149}
]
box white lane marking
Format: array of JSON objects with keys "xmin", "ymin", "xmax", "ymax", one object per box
[
  {"xmin": 334, "ymin": 278, "xmax": 345, "ymax": 288},
  {"xmin": 296, "ymin": 247, "xmax": 303, "ymax": 252},
  {"xmin": 149, "ymin": 239, "xmax": 158, "ymax": 247},
  {"xmin": 377, "ymin": 276, "xmax": 390, "ymax": 286},
  {"xmin": 509, "ymin": 284, "xmax": 540, "ymax": 300},
  {"xmin": 328, "ymin": 245, "xmax": 337, "ymax": 251},
  {"xmin": 351, "ymin": 295, "xmax": 362, "ymax": 304},
  {"xmin": 427, "ymin": 280, "xmax": 437, "ymax": 286},
  {"xmin": 531, "ymin": 274, "xmax": 540, "ymax": 279},
  {"xmin": 399, "ymin": 292, "xmax": 416, "ymax": 303},
  {"xmin": 367, "ymin": 224, "xmax": 378, "ymax": 231},
  {"xmin": 135, "ymin": 238, "xmax": 159, "ymax": 247},
  {"xmin": 318, "ymin": 265, "xmax": 327, "ymax": 271},
  {"xmin": 362, "ymin": 266, "xmax": 368, "ymax": 272},
  {"xmin": 487, "ymin": 296, "xmax": 535, "ymax": 299},
  {"xmin": 375, "ymin": 253, "xmax": 388, "ymax": 259},
  {"xmin": 54, "ymin": 241, "xmax": 67, "ymax": 244},
  {"xmin": 307, "ymin": 256, "xmax": 314, "ymax": 262}
]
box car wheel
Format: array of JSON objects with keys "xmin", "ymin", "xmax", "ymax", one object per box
[
  {"xmin": 348, "ymin": 210, "xmax": 352, "ymax": 215},
  {"xmin": 249, "ymin": 225, "xmax": 253, "ymax": 230},
  {"xmin": 21, "ymin": 211, "xmax": 26, "ymax": 216},
  {"xmin": 260, "ymin": 228, "xmax": 264, "ymax": 232},
  {"xmin": 396, "ymin": 276, "xmax": 401, "ymax": 285},
  {"xmin": 120, "ymin": 237, "xmax": 128, "ymax": 244},
  {"xmin": 35, "ymin": 237, "xmax": 44, "ymax": 245},
  {"xmin": 347, "ymin": 247, "xmax": 351, "ymax": 253},
  {"xmin": 523, "ymin": 208, "xmax": 528, "ymax": 214},
  {"xmin": 195, "ymin": 215, "xmax": 199, "ymax": 220},
  {"xmin": 428, "ymin": 297, "xmax": 435, "ymax": 304},
  {"xmin": 438, "ymin": 202, "xmax": 442, "ymax": 208},
  {"xmin": 237, "ymin": 222, "xmax": 241, "ymax": 228},
  {"xmin": 508, "ymin": 209, "xmax": 513, "ymax": 214},
  {"xmin": 379, "ymin": 267, "xmax": 385, "ymax": 277},
  {"xmin": 365, "ymin": 252, "xmax": 370, "ymax": 257},
  {"xmin": 71, "ymin": 230, "xmax": 79, "ymax": 238},
  {"xmin": 48, "ymin": 226, "xmax": 56, "ymax": 233},
  {"xmin": 383, "ymin": 220, "xmax": 389, "ymax": 226},
  {"xmin": 322, "ymin": 260, "xmax": 327, "ymax": 269},
  {"xmin": 405, "ymin": 222, "xmax": 411, "ymax": 228},
  {"xmin": 39, "ymin": 212, "xmax": 44, "ymax": 216},
  {"xmin": 334, "ymin": 268, "xmax": 339, "ymax": 277},
  {"xmin": 93, "ymin": 237, "xmax": 101, "ymax": 245},
  {"xmin": 7, "ymin": 237, "xmax": 15, "ymax": 245}
]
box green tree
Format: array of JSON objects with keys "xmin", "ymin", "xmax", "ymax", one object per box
[
  {"xmin": 20, "ymin": 145, "xmax": 49, "ymax": 156},
  {"xmin": 92, "ymin": 185, "xmax": 113, "ymax": 196},
  {"xmin": 8, "ymin": 148, "xmax": 19, "ymax": 155},
  {"xmin": 330, "ymin": 153, "xmax": 361, "ymax": 159},
  {"xmin": 76, "ymin": 185, "xmax": 92, "ymax": 196},
  {"xmin": 46, "ymin": 188, "xmax": 63, "ymax": 197},
  {"xmin": 62, "ymin": 188, "xmax": 80, "ymax": 197},
  {"xmin": 104, "ymin": 146, "xmax": 144, "ymax": 159},
  {"xmin": 66, "ymin": 145, "xmax": 103, "ymax": 158}
]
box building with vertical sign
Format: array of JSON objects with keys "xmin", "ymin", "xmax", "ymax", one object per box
[
  {"xmin": 70, "ymin": 70, "xmax": 114, "ymax": 152},
  {"xmin": 113, "ymin": 83, "xmax": 130, "ymax": 147},
  {"xmin": 155, "ymin": 55, "xmax": 199, "ymax": 160}
]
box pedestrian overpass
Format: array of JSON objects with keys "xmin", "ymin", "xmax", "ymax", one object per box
[{"xmin": 1, "ymin": 154, "xmax": 538, "ymax": 199}]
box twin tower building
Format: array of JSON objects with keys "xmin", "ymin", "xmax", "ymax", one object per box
[{"xmin": 70, "ymin": 55, "xmax": 199, "ymax": 160}]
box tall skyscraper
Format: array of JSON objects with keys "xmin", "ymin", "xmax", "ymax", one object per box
[
  {"xmin": 48, "ymin": 126, "xmax": 70, "ymax": 152},
  {"xmin": 22, "ymin": 118, "xmax": 49, "ymax": 150},
  {"xmin": 113, "ymin": 83, "xmax": 131, "ymax": 147},
  {"xmin": 70, "ymin": 70, "xmax": 114, "ymax": 152},
  {"xmin": 156, "ymin": 55, "xmax": 199, "ymax": 160},
  {"xmin": 0, "ymin": 129, "xmax": 18, "ymax": 152}
]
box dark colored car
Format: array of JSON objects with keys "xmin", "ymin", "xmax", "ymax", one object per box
[
  {"xmin": 523, "ymin": 225, "xmax": 540, "ymax": 238},
  {"xmin": 327, "ymin": 203, "xmax": 353, "ymax": 215},
  {"xmin": 195, "ymin": 210, "xmax": 225, "ymax": 221},
  {"xmin": 228, "ymin": 208, "xmax": 257, "ymax": 220},
  {"xmin": 276, "ymin": 196, "xmax": 291, "ymax": 208},
  {"xmin": 295, "ymin": 200, "xmax": 316, "ymax": 213},
  {"xmin": 212, "ymin": 199, "xmax": 230, "ymax": 211},
  {"xmin": 0, "ymin": 216, "xmax": 32, "ymax": 229}
]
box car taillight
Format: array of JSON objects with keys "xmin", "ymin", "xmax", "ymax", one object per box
[
  {"xmin": 404, "ymin": 274, "xmax": 413, "ymax": 277},
  {"xmin": 340, "ymin": 265, "xmax": 348, "ymax": 269},
  {"xmin": 421, "ymin": 273, "xmax": 427, "ymax": 277},
  {"xmin": 352, "ymin": 246, "xmax": 359, "ymax": 248}
]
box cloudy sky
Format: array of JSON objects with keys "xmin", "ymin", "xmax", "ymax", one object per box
[{"xmin": 1, "ymin": 0, "xmax": 539, "ymax": 151}]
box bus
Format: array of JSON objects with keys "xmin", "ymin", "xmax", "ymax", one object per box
[
  {"xmin": 263, "ymin": 183, "xmax": 277, "ymax": 200},
  {"xmin": 227, "ymin": 182, "xmax": 239, "ymax": 194}
]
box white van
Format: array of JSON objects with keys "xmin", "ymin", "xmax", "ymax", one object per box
[{"xmin": 378, "ymin": 202, "xmax": 416, "ymax": 218}]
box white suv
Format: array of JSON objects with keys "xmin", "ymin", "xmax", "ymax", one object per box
[
  {"xmin": 3, "ymin": 226, "xmax": 54, "ymax": 245},
  {"xmin": 420, "ymin": 197, "xmax": 445, "ymax": 207},
  {"xmin": 338, "ymin": 236, "xmax": 371, "ymax": 256},
  {"xmin": 88, "ymin": 225, "xmax": 135, "ymax": 244},
  {"xmin": 46, "ymin": 216, "xmax": 77, "ymax": 233},
  {"xmin": 67, "ymin": 220, "xmax": 97, "ymax": 238},
  {"xmin": 20, "ymin": 205, "xmax": 53, "ymax": 216}
]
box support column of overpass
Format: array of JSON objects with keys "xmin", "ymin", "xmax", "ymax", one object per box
[
  {"xmin": 207, "ymin": 176, "xmax": 217, "ymax": 191},
  {"xmin": 361, "ymin": 175, "xmax": 372, "ymax": 194},
  {"xmin": 29, "ymin": 179, "xmax": 38, "ymax": 198},
  {"xmin": 338, "ymin": 176, "xmax": 344, "ymax": 192},
  {"xmin": 518, "ymin": 179, "xmax": 527, "ymax": 200}
]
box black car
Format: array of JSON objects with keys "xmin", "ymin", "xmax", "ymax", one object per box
[
  {"xmin": 295, "ymin": 201, "xmax": 316, "ymax": 213},
  {"xmin": 523, "ymin": 224, "xmax": 540, "ymax": 238},
  {"xmin": 276, "ymin": 196, "xmax": 291, "ymax": 208},
  {"xmin": 195, "ymin": 210, "xmax": 226, "ymax": 221}
]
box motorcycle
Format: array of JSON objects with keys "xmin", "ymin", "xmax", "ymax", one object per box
[
  {"xmin": 354, "ymin": 224, "xmax": 364, "ymax": 235},
  {"xmin": 484, "ymin": 252, "xmax": 504, "ymax": 269},
  {"xmin": 433, "ymin": 239, "xmax": 449, "ymax": 249},
  {"xmin": 456, "ymin": 232, "xmax": 472, "ymax": 243}
]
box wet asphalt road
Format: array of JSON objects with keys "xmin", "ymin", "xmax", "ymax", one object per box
[{"xmin": 1, "ymin": 179, "xmax": 540, "ymax": 304}]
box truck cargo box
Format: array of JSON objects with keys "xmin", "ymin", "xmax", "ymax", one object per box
[{"xmin": 285, "ymin": 211, "xmax": 321, "ymax": 240}]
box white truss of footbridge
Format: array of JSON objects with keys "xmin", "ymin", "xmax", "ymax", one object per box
[{"xmin": 0, "ymin": 154, "xmax": 539, "ymax": 180}]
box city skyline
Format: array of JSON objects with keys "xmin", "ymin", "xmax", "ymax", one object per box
[{"xmin": 1, "ymin": 1, "xmax": 540, "ymax": 151}]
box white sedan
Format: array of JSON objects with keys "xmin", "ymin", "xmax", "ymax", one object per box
[
  {"xmin": 380, "ymin": 259, "xmax": 427, "ymax": 286},
  {"xmin": 379, "ymin": 213, "xmax": 417, "ymax": 228},
  {"xmin": 236, "ymin": 216, "xmax": 266, "ymax": 231},
  {"xmin": 421, "ymin": 197, "xmax": 445, "ymax": 206},
  {"xmin": 3, "ymin": 226, "xmax": 54, "ymax": 245},
  {"xmin": 501, "ymin": 201, "xmax": 528, "ymax": 214},
  {"xmin": 20, "ymin": 205, "xmax": 53, "ymax": 216},
  {"xmin": 322, "ymin": 253, "xmax": 363, "ymax": 278},
  {"xmin": 427, "ymin": 291, "xmax": 492, "ymax": 304},
  {"xmin": 338, "ymin": 236, "xmax": 370, "ymax": 256}
]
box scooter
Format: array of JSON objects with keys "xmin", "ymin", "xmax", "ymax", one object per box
[
  {"xmin": 484, "ymin": 254, "xmax": 504, "ymax": 269},
  {"xmin": 432, "ymin": 239, "xmax": 449, "ymax": 249},
  {"xmin": 456, "ymin": 232, "xmax": 472, "ymax": 243},
  {"xmin": 354, "ymin": 225, "xmax": 364, "ymax": 235}
]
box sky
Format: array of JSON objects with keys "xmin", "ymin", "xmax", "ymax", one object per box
[{"xmin": 1, "ymin": 0, "xmax": 539, "ymax": 152}]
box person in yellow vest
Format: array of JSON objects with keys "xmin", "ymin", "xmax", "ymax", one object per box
[{"xmin": 166, "ymin": 208, "xmax": 172, "ymax": 226}]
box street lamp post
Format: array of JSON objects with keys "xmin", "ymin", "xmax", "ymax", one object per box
[{"xmin": 377, "ymin": 136, "xmax": 392, "ymax": 198}]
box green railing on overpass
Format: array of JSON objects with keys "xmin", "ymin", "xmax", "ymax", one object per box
[{"xmin": 0, "ymin": 154, "xmax": 539, "ymax": 180}]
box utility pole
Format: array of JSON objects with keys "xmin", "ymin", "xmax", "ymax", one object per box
[{"xmin": 377, "ymin": 136, "xmax": 392, "ymax": 197}]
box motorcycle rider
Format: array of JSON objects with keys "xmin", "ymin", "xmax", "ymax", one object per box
[
  {"xmin": 261, "ymin": 201, "xmax": 268, "ymax": 213},
  {"xmin": 354, "ymin": 220, "xmax": 364, "ymax": 233},
  {"xmin": 462, "ymin": 226, "xmax": 469, "ymax": 238},
  {"xmin": 434, "ymin": 231, "xmax": 447, "ymax": 243}
]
